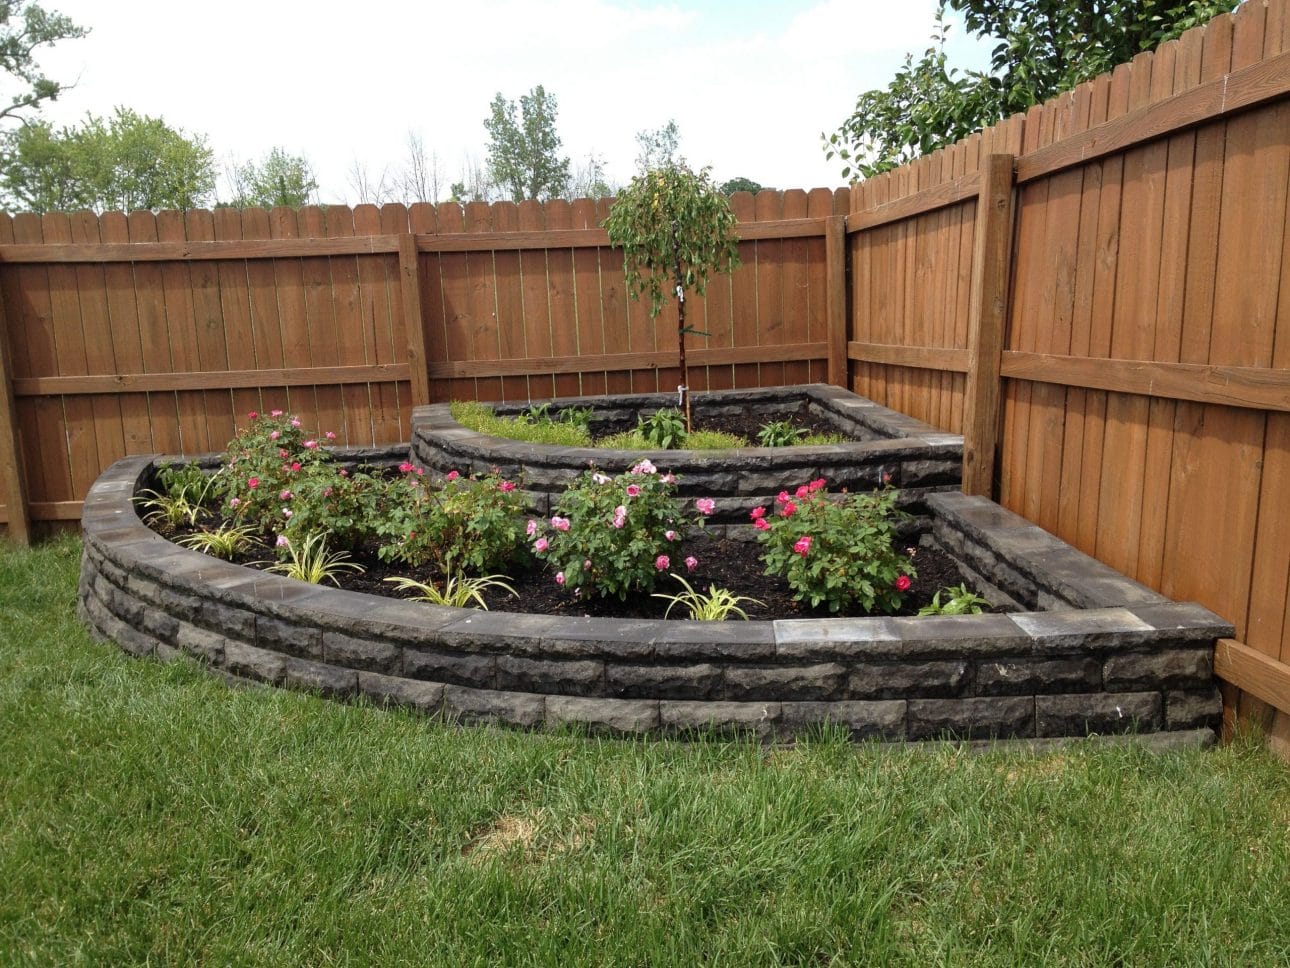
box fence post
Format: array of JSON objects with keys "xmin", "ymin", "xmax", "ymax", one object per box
[
  {"xmin": 825, "ymin": 215, "xmax": 848, "ymax": 389},
  {"xmin": 0, "ymin": 294, "xmax": 31, "ymax": 544},
  {"xmin": 962, "ymin": 154, "xmax": 1016, "ymax": 497},
  {"xmin": 399, "ymin": 232, "xmax": 431, "ymax": 407}
]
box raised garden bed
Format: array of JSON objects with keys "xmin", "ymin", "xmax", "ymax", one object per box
[
  {"xmin": 79, "ymin": 454, "xmax": 1228, "ymax": 744},
  {"xmin": 411, "ymin": 385, "xmax": 964, "ymax": 523}
]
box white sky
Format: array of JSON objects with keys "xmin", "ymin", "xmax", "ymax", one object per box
[{"xmin": 34, "ymin": 0, "xmax": 991, "ymax": 205}]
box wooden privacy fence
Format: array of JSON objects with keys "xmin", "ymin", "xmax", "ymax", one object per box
[
  {"xmin": 0, "ymin": 0, "xmax": 1288, "ymax": 744},
  {"xmin": 0, "ymin": 190, "xmax": 850, "ymax": 538},
  {"xmin": 844, "ymin": 0, "xmax": 1290, "ymax": 748}
]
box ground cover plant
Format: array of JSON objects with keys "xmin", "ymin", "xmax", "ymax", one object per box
[{"xmin": 4, "ymin": 536, "xmax": 1290, "ymax": 964}]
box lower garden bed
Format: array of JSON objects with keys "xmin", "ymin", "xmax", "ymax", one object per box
[{"xmin": 79, "ymin": 454, "xmax": 1229, "ymax": 743}]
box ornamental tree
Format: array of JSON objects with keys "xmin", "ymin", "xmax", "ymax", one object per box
[{"xmin": 603, "ymin": 163, "xmax": 740, "ymax": 429}]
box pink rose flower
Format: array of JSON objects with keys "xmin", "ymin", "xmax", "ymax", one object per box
[
  {"xmin": 399, "ymin": 462, "xmax": 414, "ymax": 473},
  {"xmin": 247, "ymin": 477, "xmax": 259, "ymax": 489},
  {"xmin": 795, "ymin": 485, "xmax": 810, "ymax": 499},
  {"xmin": 228, "ymin": 497, "xmax": 241, "ymax": 508},
  {"xmin": 895, "ymin": 574, "xmax": 911, "ymax": 592},
  {"xmin": 754, "ymin": 518, "xmax": 771, "ymax": 532},
  {"xmin": 279, "ymin": 489, "xmax": 292, "ymax": 501},
  {"xmin": 684, "ymin": 556, "xmax": 698, "ymax": 571},
  {"xmin": 526, "ymin": 519, "xmax": 538, "ymax": 537},
  {"xmin": 555, "ymin": 571, "xmax": 566, "ymax": 586},
  {"xmin": 290, "ymin": 418, "xmax": 301, "ymax": 428},
  {"xmin": 290, "ymin": 462, "xmax": 301, "ymax": 472},
  {"xmin": 534, "ymin": 537, "xmax": 549, "ymax": 553},
  {"xmin": 626, "ymin": 484, "xmax": 642, "ymax": 498},
  {"xmin": 793, "ymin": 535, "xmax": 813, "ymax": 557},
  {"xmin": 777, "ymin": 490, "xmax": 790, "ymax": 504},
  {"xmin": 270, "ymin": 409, "xmax": 283, "ymax": 418},
  {"xmin": 780, "ymin": 501, "xmax": 797, "ymax": 518},
  {"xmin": 304, "ymin": 440, "xmax": 318, "ymax": 449},
  {"xmin": 695, "ymin": 497, "xmax": 715, "ymax": 516},
  {"xmin": 446, "ymin": 470, "xmax": 460, "ymax": 481},
  {"xmin": 325, "ymin": 431, "xmax": 336, "ymax": 440},
  {"xmin": 592, "ymin": 472, "xmax": 611, "ymax": 485},
  {"xmin": 630, "ymin": 459, "xmax": 656, "ymax": 475},
  {"xmin": 282, "ymin": 508, "xmax": 293, "ymax": 518},
  {"xmin": 809, "ymin": 478, "xmax": 827, "ymax": 492},
  {"xmin": 247, "ymin": 411, "xmax": 259, "ymax": 420},
  {"xmin": 665, "ymin": 530, "xmax": 677, "ymax": 541},
  {"xmin": 660, "ymin": 472, "xmax": 676, "ymax": 484},
  {"xmin": 551, "ymin": 516, "xmax": 571, "ymax": 532},
  {"xmin": 269, "ymin": 430, "xmax": 280, "ymax": 441},
  {"xmin": 499, "ymin": 480, "xmax": 516, "ymax": 492},
  {"xmin": 275, "ymin": 534, "xmax": 289, "ymax": 547},
  {"xmin": 655, "ymin": 555, "xmax": 670, "ymax": 571},
  {"xmin": 750, "ymin": 506, "xmax": 767, "ymax": 520},
  {"xmin": 613, "ymin": 506, "xmax": 627, "ymax": 529}
]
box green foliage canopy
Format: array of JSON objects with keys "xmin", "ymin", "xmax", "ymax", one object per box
[
  {"xmin": 604, "ymin": 164, "xmax": 740, "ymax": 320},
  {"xmin": 0, "ymin": 0, "xmax": 86, "ymax": 124},
  {"xmin": 719, "ymin": 176, "xmax": 764, "ymax": 195},
  {"xmin": 2, "ymin": 107, "xmax": 216, "ymax": 213},
  {"xmin": 483, "ymin": 84, "xmax": 571, "ymax": 202},
  {"xmin": 825, "ymin": 0, "xmax": 1241, "ymax": 179},
  {"xmin": 1, "ymin": 107, "xmax": 216, "ymax": 213},
  {"xmin": 229, "ymin": 147, "xmax": 318, "ymax": 209}
]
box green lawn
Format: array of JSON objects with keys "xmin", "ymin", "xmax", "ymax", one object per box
[{"xmin": 3, "ymin": 536, "xmax": 1289, "ymax": 966}]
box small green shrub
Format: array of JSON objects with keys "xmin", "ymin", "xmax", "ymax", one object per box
[
  {"xmin": 597, "ymin": 429, "xmax": 649, "ymax": 450},
  {"xmin": 753, "ymin": 480, "xmax": 915, "ymax": 614},
  {"xmin": 800, "ymin": 431, "xmax": 848, "ymax": 446},
  {"xmin": 215, "ymin": 410, "xmax": 336, "ymax": 535},
  {"xmin": 918, "ymin": 583, "xmax": 991, "ymax": 616},
  {"xmin": 756, "ymin": 420, "xmax": 805, "ymax": 447},
  {"xmin": 384, "ymin": 572, "xmax": 517, "ymax": 610},
  {"xmin": 652, "ymin": 574, "xmax": 762, "ymax": 621},
  {"xmin": 533, "ymin": 459, "xmax": 714, "ymax": 600},
  {"xmin": 638, "ymin": 408, "xmax": 688, "ymax": 448},
  {"xmin": 135, "ymin": 461, "xmax": 220, "ymax": 529},
  {"xmin": 372, "ymin": 466, "xmax": 529, "ymax": 576},
  {"xmin": 265, "ymin": 531, "xmax": 365, "ymax": 585},
  {"xmin": 175, "ymin": 523, "xmax": 256, "ymax": 560}
]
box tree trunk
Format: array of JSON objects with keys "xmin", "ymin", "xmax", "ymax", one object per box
[{"xmin": 671, "ymin": 222, "xmax": 692, "ymax": 431}]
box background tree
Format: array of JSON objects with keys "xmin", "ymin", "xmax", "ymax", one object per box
[
  {"xmin": 825, "ymin": 0, "xmax": 1241, "ymax": 179},
  {"xmin": 604, "ymin": 164, "xmax": 740, "ymax": 429},
  {"xmin": 1, "ymin": 107, "xmax": 215, "ymax": 212},
  {"xmin": 719, "ymin": 176, "xmax": 764, "ymax": 195},
  {"xmin": 227, "ymin": 147, "xmax": 317, "ymax": 208},
  {"xmin": 483, "ymin": 84, "xmax": 570, "ymax": 201},
  {"xmin": 0, "ymin": 0, "xmax": 86, "ymax": 124},
  {"xmin": 397, "ymin": 131, "xmax": 444, "ymax": 204},
  {"xmin": 567, "ymin": 151, "xmax": 614, "ymax": 200}
]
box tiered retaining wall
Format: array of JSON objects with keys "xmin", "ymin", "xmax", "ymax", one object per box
[{"xmin": 79, "ymin": 455, "xmax": 1228, "ymax": 743}]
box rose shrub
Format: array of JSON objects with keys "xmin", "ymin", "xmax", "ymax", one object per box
[{"xmin": 754, "ymin": 480, "xmax": 915, "ymax": 614}]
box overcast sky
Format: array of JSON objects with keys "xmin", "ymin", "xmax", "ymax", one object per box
[{"xmin": 35, "ymin": 0, "xmax": 991, "ymax": 205}]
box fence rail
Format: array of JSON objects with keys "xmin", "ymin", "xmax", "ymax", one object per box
[{"xmin": 0, "ymin": 0, "xmax": 1288, "ymax": 748}]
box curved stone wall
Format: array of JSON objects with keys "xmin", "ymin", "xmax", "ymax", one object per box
[
  {"xmin": 78, "ymin": 454, "xmax": 1229, "ymax": 743},
  {"xmin": 411, "ymin": 385, "xmax": 964, "ymax": 522}
]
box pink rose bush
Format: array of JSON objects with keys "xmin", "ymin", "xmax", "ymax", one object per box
[
  {"xmin": 532, "ymin": 463, "xmax": 714, "ymax": 601},
  {"xmin": 752, "ymin": 479, "xmax": 915, "ymax": 614}
]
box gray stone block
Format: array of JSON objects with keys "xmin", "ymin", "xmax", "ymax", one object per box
[
  {"xmin": 138, "ymin": 606, "xmax": 180, "ymax": 643},
  {"xmin": 402, "ymin": 646, "xmax": 496, "ymax": 687},
  {"xmin": 442, "ymin": 685, "xmax": 545, "ymax": 729},
  {"xmin": 778, "ymin": 700, "xmax": 907, "ymax": 741},
  {"xmin": 974, "ymin": 656, "xmax": 1102, "ymax": 696},
  {"xmin": 175, "ymin": 622, "xmax": 227, "ymax": 664},
  {"xmin": 497, "ymin": 655, "xmax": 605, "ymax": 696},
  {"xmin": 660, "ymin": 700, "xmax": 781, "ymax": 739},
  {"xmin": 848, "ymin": 660, "xmax": 970, "ymax": 700},
  {"xmin": 1010, "ymin": 609, "xmax": 1155, "ymax": 650},
  {"xmin": 283, "ymin": 657, "xmax": 357, "ymax": 699},
  {"xmin": 724, "ymin": 663, "xmax": 846, "ymax": 701},
  {"xmin": 322, "ymin": 631, "xmax": 401, "ymax": 675},
  {"xmin": 1103, "ymin": 648, "xmax": 1213, "ymax": 691},
  {"xmin": 652, "ymin": 621, "xmax": 777, "ymax": 661},
  {"xmin": 1036, "ymin": 692, "xmax": 1162, "ymax": 737},
  {"xmin": 537, "ymin": 617, "xmax": 659, "ymax": 660},
  {"xmin": 1164, "ymin": 687, "xmax": 1223, "ymax": 731},
  {"xmin": 774, "ymin": 617, "xmax": 900, "ymax": 661},
  {"xmin": 545, "ymin": 696, "xmax": 660, "ymax": 735},
  {"xmin": 222, "ymin": 641, "xmax": 287, "ymax": 685},
  {"xmin": 889, "ymin": 613, "xmax": 1032, "ymax": 659},
  {"xmin": 606, "ymin": 662, "xmax": 723, "ymax": 700},
  {"xmin": 256, "ymin": 615, "xmax": 323, "ymax": 660},
  {"xmin": 356, "ymin": 672, "xmax": 445, "ymax": 714},
  {"xmin": 907, "ymin": 696, "xmax": 1036, "ymax": 741}
]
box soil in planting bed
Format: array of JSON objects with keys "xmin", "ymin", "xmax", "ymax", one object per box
[{"xmin": 163, "ymin": 519, "xmax": 988, "ymax": 621}]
